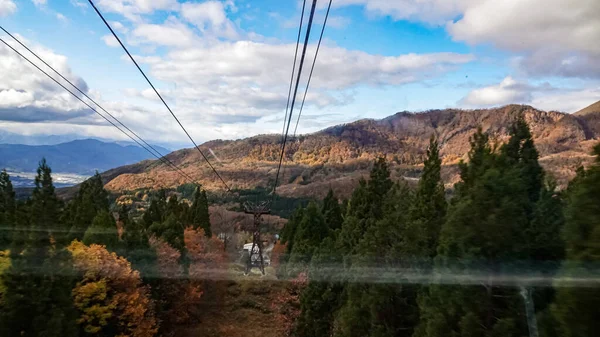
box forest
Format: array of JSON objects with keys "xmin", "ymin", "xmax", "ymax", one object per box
[{"xmin": 0, "ymin": 117, "xmax": 599, "ymax": 337}]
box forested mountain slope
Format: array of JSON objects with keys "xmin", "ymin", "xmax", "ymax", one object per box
[{"xmin": 101, "ymin": 103, "xmax": 600, "ymax": 198}]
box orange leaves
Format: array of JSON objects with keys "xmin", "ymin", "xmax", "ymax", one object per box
[
  {"xmin": 271, "ymin": 241, "xmax": 287, "ymax": 269},
  {"xmin": 68, "ymin": 241, "xmax": 158, "ymax": 337},
  {"xmin": 149, "ymin": 236, "xmax": 182, "ymax": 278},
  {"xmin": 184, "ymin": 227, "xmax": 227, "ymax": 281},
  {"xmin": 271, "ymin": 272, "xmax": 308, "ymax": 337},
  {"xmin": 150, "ymin": 235, "xmax": 202, "ymax": 326}
]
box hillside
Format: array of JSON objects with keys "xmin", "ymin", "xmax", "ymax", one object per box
[
  {"xmin": 100, "ymin": 103, "xmax": 600, "ymax": 199},
  {"xmin": 0, "ymin": 139, "xmax": 169, "ymax": 175}
]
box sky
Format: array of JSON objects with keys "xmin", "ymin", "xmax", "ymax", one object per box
[{"xmin": 0, "ymin": 0, "xmax": 599, "ymax": 148}]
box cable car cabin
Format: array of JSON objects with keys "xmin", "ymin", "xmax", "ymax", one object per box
[{"xmin": 242, "ymin": 243, "xmax": 270, "ymax": 266}]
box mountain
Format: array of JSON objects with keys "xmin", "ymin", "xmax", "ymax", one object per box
[
  {"xmin": 0, "ymin": 139, "xmax": 170, "ymax": 176},
  {"xmin": 0, "ymin": 130, "xmax": 88, "ymax": 146},
  {"xmin": 82, "ymin": 103, "xmax": 600, "ymax": 199}
]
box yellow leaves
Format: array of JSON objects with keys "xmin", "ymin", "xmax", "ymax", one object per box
[
  {"xmin": 73, "ymin": 279, "xmax": 114, "ymax": 334},
  {"xmin": 69, "ymin": 240, "xmax": 158, "ymax": 337}
]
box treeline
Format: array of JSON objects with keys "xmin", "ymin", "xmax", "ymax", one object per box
[
  {"xmin": 279, "ymin": 118, "xmax": 599, "ymax": 337},
  {"xmin": 0, "ymin": 161, "xmax": 225, "ymax": 337}
]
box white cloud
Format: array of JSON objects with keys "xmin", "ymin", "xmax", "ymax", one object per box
[
  {"xmin": 56, "ymin": 12, "xmax": 68, "ymax": 22},
  {"xmin": 70, "ymin": 0, "xmax": 86, "ymax": 9},
  {"xmin": 448, "ymin": 0, "xmax": 600, "ymax": 78},
  {"xmin": 448, "ymin": 0, "xmax": 600, "ymax": 55},
  {"xmin": 0, "ymin": 89, "xmax": 34, "ymax": 107},
  {"xmin": 0, "ymin": 0, "xmax": 17, "ymax": 16},
  {"xmin": 459, "ymin": 77, "xmax": 533, "ymax": 107},
  {"xmin": 96, "ymin": 0, "xmax": 179, "ymax": 21},
  {"xmin": 101, "ymin": 34, "xmax": 119, "ymax": 47},
  {"xmin": 0, "ymin": 35, "xmax": 91, "ymax": 122},
  {"xmin": 332, "ymin": 0, "xmax": 473, "ymax": 24},
  {"xmin": 458, "ymin": 76, "xmax": 600, "ymax": 113},
  {"xmin": 142, "ymin": 40, "xmax": 473, "ymax": 91},
  {"xmin": 335, "ymin": 0, "xmax": 600, "ymax": 79},
  {"xmin": 32, "ymin": 0, "xmax": 47, "ymax": 7},
  {"xmin": 180, "ymin": 1, "xmax": 238, "ymax": 39},
  {"xmin": 532, "ymin": 87, "xmax": 600, "ymax": 113},
  {"xmin": 131, "ymin": 18, "xmax": 198, "ymax": 47},
  {"xmin": 110, "ymin": 20, "xmax": 128, "ymax": 33}
]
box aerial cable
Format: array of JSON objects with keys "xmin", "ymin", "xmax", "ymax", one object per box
[
  {"xmin": 271, "ymin": 0, "xmax": 319, "ymax": 199},
  {"xmin": 0, "ymin": 35, "xmax": 198, "ymax": 186},
  {"xmin": 0, "ymin": 26, "xmax": 196, "ymax": 185},
  {"xmin": 292, "ymin": 0, "xmax": 332, "ymax": 137},
  {"xmin": 87, "ymin": 0, "xmax": 232, "ymax": 193},
  {"xmin": 280, "ymin": 0, "xmax": 307, "ymax": 144}
]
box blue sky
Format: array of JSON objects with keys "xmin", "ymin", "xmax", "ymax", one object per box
[{"xmin": 0, "ymin": 0, "xmax": 599, "ymax": 148}]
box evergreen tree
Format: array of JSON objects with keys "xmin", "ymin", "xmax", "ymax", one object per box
[
  {"xmin": 333, "ymin": 183, "xmax": 418, "ymax": 337},
  {"xmin": 149, "ymin": 214, "xmax": 186, "ymax": 253},
  {"xmin": 65, "ymin": 172, "xmax": 109, "ymax": 241},
  {"xmin": 528, "ymin": 180, "xmax": 565, "ymax": 262},
  {"xmin": 408, "ymin": 136, "xmax": 447, "ymax": 257},
  {"xmin": 0, "ymin": 169, "xmax": 16, "ymax": 249},
  {"xmin": 83, "ymin": 210, "xmax": 119, "ymax": 251},
  {"xmin": 500, "ymin": 116, "xmax": 544, "ymax": 206},
  {"xmin": 550, "ymin": 143, "xmax": 600, "ymax": 337},
  {"xmin": 289, "ymin": 201, "xmax": 328, "ymax": 266},
  {"xmin": 143, "ymin": 190, "xmax": 167, "ymax": 229},
  {"xmin": 367, "ymin": 157, "xmax": 393, "ymax": 217},
  {"xmin": 294, "ymin": 237, "xmax": 344, "ymax": 337},
  {"xmin": 416, "ymin": 120, "xmax": 546, "ymax": 337},
  {"xmin": 121, "ymin": 206, "xmax": 156, "ymax": 280},
  {"xmin": 0, "ymin": 159, "xmax": 78, "ymax": 337},
  {"xmin": 336, "ymin": 158, "xmax": 392, "ymax": 256},
  {"xmin": 322, "ymin": 189, "xmax": 343, "ymax": 233},
  {"xmin": 190, "ymin": 187, "xmax": 211, "ymax": 237},
  {"xmin": 281, "ymin": 206, "xmax": 305, "ymax": 256}
]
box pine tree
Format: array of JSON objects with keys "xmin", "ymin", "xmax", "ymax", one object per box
[
  {"xmin": 121, "ymin": 206, "xmax": 156, "ymax": 280},
  {"xmin": 281, "ymin": 206, "xmax": 305, "ymax": 258},
  {"xmin": 149, "ymin": 214, "xmax": 186, "ymax": 253},
  {"xmin": 294, "ymin": 237, "xmax": 344, "ymax": 337},
  {"xmin": 0, "ymin": 169, "xmax": 16, "ymax": 249},
  {"xmin": 528, "ymin": 180, "xmax": 565, "ymax": 262},
  {"xmin": 336, "ymin": 158, "xmax": 392, "ymax": 256},
  {"xmin": 0, "ymin": 159, "xmax": 78, "ymax": 337},
  {"xmin": 330, "ymin": 158, "xmax": 407, "ymax": 337},
  {"xmin": 143, "ymin": 190, "xmax": 167, "ymax": 229},
  {"xmin": 83, "ymin": 210, "xmax": 119, "ymax": 252},
  {"xmin": 550, "ymin": 143, "xmax": 600, "ymax": 337},
  {"xmin": 408, "ymin": 136, "xmax": 447, "ymax": 257},
  {"xmin": 416, "ymin": 120, "xmax": 546, "ymax": 337},
  {"xmin": 65, "ymin": 172, "xmax": 109, "ymax": 241},
  {"xmin": 366, "ymin": 157, "xmax": 393, "ymax": 217},
  {"xmin": 322, "ymin": 189, "xmax": 343, "ymax": 233},
  {"xmin": 289, "ymin": 201, "xmax": 328, "ymax": 266},
  {"xmin": 190, "ymin": 187, "xmax": 211, "ymax": 237}
]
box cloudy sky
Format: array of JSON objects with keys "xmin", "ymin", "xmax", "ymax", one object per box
[{"xmin": 0, "ymin": 0, "xmax": 599, "ymax": 148}]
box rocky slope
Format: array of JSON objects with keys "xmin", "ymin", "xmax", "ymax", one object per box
[{"xmin": 100, "ymin": 103, "xmax": 600, "ymax": 199}]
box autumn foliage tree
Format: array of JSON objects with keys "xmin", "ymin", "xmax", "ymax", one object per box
[
  {"xmin": 149, "ymin": 236, "xmax": 202, "ymax": 330},
  {"xmin": 184, "ymin": 227, "xmax": 226, "ymax": 311},
  {"xmin": 273, "ymin": 272, "xmax": 308, "ymax": 337},
  {"xmin": 68, "ymin": 241, "xmax": 158, "ymax": 337}
]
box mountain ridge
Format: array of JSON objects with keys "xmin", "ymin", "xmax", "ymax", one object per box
[
  {"xmin": 84, "ymin": 103, "xmax": 600, "ymax": 198},
  {"xmin": 0, "ymin": 139, "xmax": 169, "ymax": 176}
]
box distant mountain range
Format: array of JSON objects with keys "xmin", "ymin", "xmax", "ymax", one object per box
[
  {"xmin": 95, "ymin": 101, "xmax": 600, "ymax": 200},
  {"xmin": 0, "ymin": 139, "xmax": 170, "ymax": 180}
]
